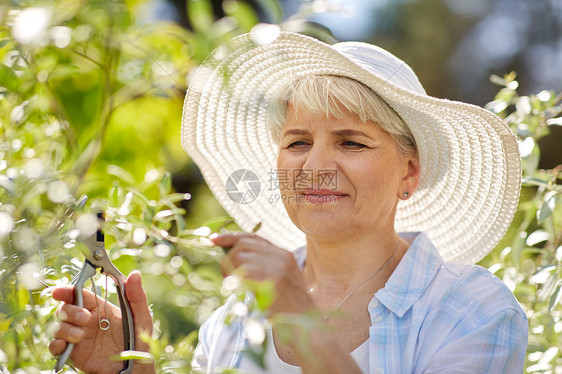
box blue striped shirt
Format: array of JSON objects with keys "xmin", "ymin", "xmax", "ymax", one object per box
[{"xmin": 192, "ymin": 232, "xmax": 528, "ymax": 373}]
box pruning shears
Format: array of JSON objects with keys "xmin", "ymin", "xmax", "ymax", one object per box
[{"xmin": 55, "ymin": 214, "xmax": 135, "ymax": 373}]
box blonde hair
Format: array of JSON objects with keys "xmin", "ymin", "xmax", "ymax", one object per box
[{"xmin": 267, "ymin": 76, "xmax": 416, "ymax": 156}]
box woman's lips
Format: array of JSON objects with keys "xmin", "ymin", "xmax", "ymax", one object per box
[
  {"xmin": 300, "ymin": 189, "xmax": 346, "ymax": 196},
  {"xmin": 299, "ymin": 189, "xmax": 347, "ymax": 204}
]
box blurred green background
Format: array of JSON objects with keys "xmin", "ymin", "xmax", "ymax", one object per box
[{"xmin": 0, "ymin": 0, "xmax": 560, "ymax": 372}]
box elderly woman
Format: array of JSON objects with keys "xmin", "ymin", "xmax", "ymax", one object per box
[{"xmin": 50, "ymin": 32, "xmax": 527, "ymax": 373}]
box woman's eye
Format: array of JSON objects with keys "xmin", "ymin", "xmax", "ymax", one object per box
[
  {"xmin": 342, "ymin": 140, "xmax": 366, "ymax": 149},
  {"xmin": 288, "ymin": 141, "xmax": 309, "ymax": 149}
]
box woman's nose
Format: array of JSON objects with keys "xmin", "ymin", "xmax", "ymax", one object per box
[
  {"xmin": 298, "ymin": 144, "xmax": 337, "ymax": 190},
  {"xmin": 301, "ymin": 143, "xmax": 335, "ymax": 171}
]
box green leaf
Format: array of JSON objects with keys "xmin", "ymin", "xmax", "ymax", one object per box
[
  {"xmin": 489, "ymin": 74, "xmax": 507, "ymax": 87},
  {"xmin": 549, "ymin": 283, "xmax": 562, "ymax": 311},
  {"xmin": 520, "ymin": 139, "xmax": 540, "ymax": 176},
  {"xmin": 522, "ymin": 177, "xmax": 550, "ymax": 188},
  {"xmin": 511, "ymin": 231, "xmax": 527, "ymax": 264},
  {"xmin": 547, "ymin": 117, "xmax": 562, "ymax": 126},
  {"xmin": 72, "ymin": 139, "xmax": 102, "ymax": 177},
  {"xmin": 223, "ymin": 1, "xmax": 259, "ymax": 32},
  {"xmin": 0, "ymin": 179, "xmax": 16, "ymax": 196},
  {"xmin": 187, "ymin": 0, "xmax": 214, "ymax": 32},
  {"xmin": 537, "ymin": 191, "xmax": 557, "ymax": 222},
  {"xmin": 154, "ymin": 209, "xmax": 174, "ymax": 222},
  {"xmin": 495, "ymin": 87, "xmax": 516, "ymax": 103},
  {"xmin": 0, "ymin": 63, "xmax": 19, "ymax": 92},
  {"xmin": 254, "ymin": 280, "xmax": 275, "ymax": 311},
  {"xmin": 158, "ymin": 172, "xmax": 171, "ymax": 197},
  {"xmin": 252, "ymin": 222, "xmax": 262, "ymax": 233},
  {"xmin": 201, "ymin": 216, "xmax": 237, "ymax": 232},
  {"xmin": 111, "ymin": 350, "xmax": 154, "ymax": 362},
  {"xmin": 110, "ymin": 184, "xmax": 120, "ymax": 206},
  {"xmin": 537, "ymin": 271, "xmax": 558, "ymax": 302},
  {"xmin": 484, "ymin": 99, "xmax": 508, "ymax": 114},
  {"xmin": 107, "ymin": 164, "xmax": 136, "ymax": 186},
  {"xmin": 174, "ymin": 212, "xmax": 186, "ymax": 232},
  {"xmin": 526, "ymin": 229, "xmax": 550, "ymax": 246},
  {"xmin": 112, "ymin": 254, "xmax": 138, "ymax": 275}
]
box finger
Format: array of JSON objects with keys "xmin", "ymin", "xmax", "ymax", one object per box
[
  {"xmin": 56, "ymin": 303, "xmax": 92, "ymax": 326},
  {"xmin": 228, "ymin": 250, "xmax": 267, "ymax": 268},
  {"xmin": 51, "ymin": 286, "xmax": 99, "ymax": 311},
  {"xmin": 53, "ymin": 322, "xmax": 86, "ymax": 344},
  {"xmin": 51, "ymin": 286, "xmax": 75, "ymax": 303},
  {"xmin": 234, "ymin": 263, "xmax": 268, "ymax": 282},
  {"xmin": 49, "ymin": 338, "xmax": 68, "ymax": 356},
  {"xmin": 210, "ymin": 233, "xmax": 253, "ymax": 249},
  {"xmin": 125, "ymin": 271, "xmax": 153, "ymax": 335}
]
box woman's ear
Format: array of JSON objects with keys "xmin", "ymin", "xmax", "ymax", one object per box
[{"xmin": 399, "ymin": 151, "xmax": 420, "ymax": 200}]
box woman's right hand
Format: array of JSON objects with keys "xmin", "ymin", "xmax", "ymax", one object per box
[{"xmin": 49, "ymin": 270, "xmax": 155, "ymax": 374}]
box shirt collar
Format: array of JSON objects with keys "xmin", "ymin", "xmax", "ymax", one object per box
[
  {"xmin": 374, "ymin": 232, "xmax": 443, "ymax": 318},
  {"xmin": 292, "ymin": 232, "xmax": 443, "ymax": 318}
]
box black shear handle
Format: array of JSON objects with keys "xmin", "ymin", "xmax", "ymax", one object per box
[
  {"xmin": 106, "ymin": 266, "xmax": 136, "ymax": 374},
  {"xmin": 54, "ymin": 262, "xmax": 136, "ymax": 374}
]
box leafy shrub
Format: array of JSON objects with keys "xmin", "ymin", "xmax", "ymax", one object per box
[
  {"xmin": 482, "ymin": 72, "xmax": 562, "ymax": 372},
  {"xmin": 0, "ymin": 1, "xmax": 560, "ymax": 373}
]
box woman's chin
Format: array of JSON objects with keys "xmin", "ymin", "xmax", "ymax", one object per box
[{"xmin": 292, "ymin": 211, "xmax": 350, "ymax": 238}]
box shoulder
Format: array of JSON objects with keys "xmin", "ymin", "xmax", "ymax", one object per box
[
  {"xmin": 414, "ymin": 260, "xmax": 528, "ymax": 349},
  {"xmin": 429, "ymin": 262, "xmax": 526, "ymax": 319},
  {"xmin": 412, "ymin": 263, "xmax": 528, "ymax": 372}
]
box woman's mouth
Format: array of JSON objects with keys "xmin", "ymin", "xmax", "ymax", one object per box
[{"xmin": 299, "ymin": 189, "xmax": 347, "ymax": 204}]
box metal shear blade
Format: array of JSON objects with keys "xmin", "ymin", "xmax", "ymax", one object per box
[{"xmin": 55, "ymin": 215, "xmax": 136, "ymax": 374}]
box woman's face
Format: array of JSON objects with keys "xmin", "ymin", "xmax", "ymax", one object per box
[{"xmin": 276, "ymin": 103, "xmax": 419, "ymax": 241}]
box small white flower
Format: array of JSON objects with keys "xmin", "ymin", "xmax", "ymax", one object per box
[
  {"xmin": 244, "ymin": 318, "xmax": 266, "ymax": 345},
  {"xmin": 12, "ymin": 7, "xmax": 51, "ymax": 46},
  {"xmin": 250, "ymin": 23, "xmax": 281, "ymax": 45},
  {"xmin": 50, "ymin": 26, "xmax": 72, "ymax": 48},
  {"xmin": 23, "ymin": 158, "xmax": 44, "ymax": 179},
  {"xmin": 222, "ymin": 275, "xmax": 241, "ymax": 291},
  {"xmin": 133, "ymin": 227, "xmax": 147, "ymax": 246},
  {"xmin": 231, "ymin": 302, "xmax": 249, "ymax": 318},
  {"xmin": 153, "ymin": 244, "xmax": 171, "ymax": 257},
  {"xmin": 193, "ymin": 226, "xmax": 212, "ymax": 237},
  {"xmin": 0, "ymin": 212, "xmax": 14, "ymax": 238},
  {"xmin": 76, "ymin": 213, "xmax": 99, "ymax": 239},
  {"xmin": 144, "ymin": 169, "xmax": 160, "ymax": 183},
  {"xmin": 117, "ymin": 192, "xmax": 133, "ymax": 216},
  {"xmin": 18, "ymin": 262, "xmax": 43, "ymax": 290},
  {"xmin": 518, "ymin": 137, "xmax": 534, "ymax": 158},
  {"xmin": 47, "ymin": 180, "xmax": 70, "ymax": 203}
]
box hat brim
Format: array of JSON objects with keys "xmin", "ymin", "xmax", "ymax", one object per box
[{"xmin": 181, "ymin": 32, "xmax": 521, "ymax": 264}]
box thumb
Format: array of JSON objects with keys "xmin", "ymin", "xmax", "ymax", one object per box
[{"xmin": 125, "ymin": 271, "xmax": 153, "ymax": 336}]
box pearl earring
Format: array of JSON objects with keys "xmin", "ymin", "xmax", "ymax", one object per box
[{"xmin": 403, "ymin": 191, "xmax": 409, "ymax": 198}]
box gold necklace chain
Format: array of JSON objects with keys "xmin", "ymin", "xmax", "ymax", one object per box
[{"xmin": 308, "ymin": 239, "xmax": 400, "ymax": 321}]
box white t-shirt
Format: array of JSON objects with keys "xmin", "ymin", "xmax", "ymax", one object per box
[{"xmin": 237, "ymin": 329, "xmax": 369, "ymax": 373}]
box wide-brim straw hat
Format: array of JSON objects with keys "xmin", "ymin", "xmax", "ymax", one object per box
[{"xmin": 181, "ymin": 30, "xmax": 521, "ymax": 264}]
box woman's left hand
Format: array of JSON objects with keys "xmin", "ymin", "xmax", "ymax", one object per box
[{"xmin": 211, "ymin": 233, "xmax": 315, "ymax": 316}]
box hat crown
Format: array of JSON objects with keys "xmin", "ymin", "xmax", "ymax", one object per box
[{"xmin": 333, "ymin": 42, "xmax": 427, "ymax": 96}]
